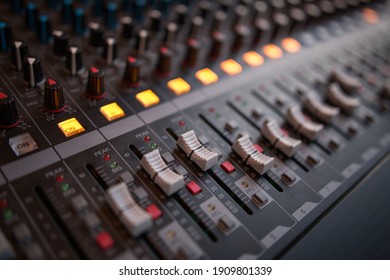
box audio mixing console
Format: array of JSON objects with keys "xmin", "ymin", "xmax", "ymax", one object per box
[{"xmin": 0, "ymin": 0, "xmax": 389, "ymax": 260}]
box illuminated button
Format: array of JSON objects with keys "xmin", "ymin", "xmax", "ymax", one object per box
[
  {"xmin": 186, "ymin": 181, "xmax": 202, "ymax": 195},
  {"xmin": 362, "ymin": 8, "xmax": 379, "ymax": 24},
  {"xmin": 195, "ymin": 68, "xmax": 218, "ymax": 85},
  {"xmin": 221, "ymin": 161, "xmax": 235, "ymax": 174},
  {"xmin": 136, "ymin": 89, "xmax": 160, "ymax": 108},
  {"xmin": 95, "ymin": 231, "xmax": 114, "ymax": 251},
  {"xmin": 99, "ymin": 102, "xmax": 125, "ymax": 121},
  {"xmin": 243, "ymin": 51, "xmax": 264, "ymax": 67},
  {"xmin": 220, "ymin": 59, "xmax": 242, "ymax": 76},
  {"xmin": 167, "ymin": 78, "xmax": 191, "ymax": 96},
  {"xmin": 281, "ymin": 38, "xmax": 301, "ymax": 53},
  {"xmin": 58, "ymin": 118, "xmax": 85, "ymax": 137},
  {"xmin": 145, "ymin": 204, "xmax": 162, "ymax": 220},
  {"xmin": 262, "ymin": 44, "xmax": 283, "ymax": 59}
]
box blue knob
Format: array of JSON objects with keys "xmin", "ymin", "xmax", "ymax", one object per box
[
  {"xmin": 62, "ymin": 0, "xmax": 73, "ymax": 24},
  {"xmin": 134, "ymin": 0, "xmax": 146, "ymax": 23},
  {"xmin": 72, "ymin": 7, "xmax": 86, "ymax": 36},
  {"xmin": 25, "ymin": 2, "xmax": 38, "ymax": 30},
  {"xmin": 0, "ymin": 21, "xmax": 13, "ymax": 52},
  {"xmin": 104, "ymin": 2, "xmax": 118, "ymax": 29},
  {"xmin": 36, "ymin": 14, "xmax": 52, "ymax": 44},
  {"xmin": 93, "ymin": 0, "xmax": 104, "ymax": 17}
]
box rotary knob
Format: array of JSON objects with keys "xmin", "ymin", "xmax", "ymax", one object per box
[
  {"xmin": 44, "ymin": 78, "xmax": 66, "ymax": 113},
  {"xmin": 0, "ymin": 90, "xmax": 20, "ymax": 128},
  {"xmin": 86, "ymin": 67, "xmax": 106, "ymax": 100},
  {"xmin": 23, "ymin": 56, "xmax": 45, "ymax": 87}
]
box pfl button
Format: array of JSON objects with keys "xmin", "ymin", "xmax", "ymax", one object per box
[{"xmin": 8, "ymin": 133, "xmax": 38, "ymax": 156}]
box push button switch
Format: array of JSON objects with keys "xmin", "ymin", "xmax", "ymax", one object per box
[{"xmin": 8, "ymin": 133, "xmax": 38, "ymax": 156}]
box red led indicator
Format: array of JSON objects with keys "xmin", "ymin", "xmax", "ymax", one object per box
[
  {"xmin": 90, "ymin": 67, "xmax": 99, "ymax": 73},
  {"xmin": 281, "ymin": 128, "xmax": 289, "ymax": 136},
  {"xmin": 254, "ymin": 144, "xmax": 264, "ymax": 153},
  {"xmin": 56, "ymin": 174, "xmax": 65, "ymax": 183},
  {"xmin": 0, "ymin": 92, "xmax": 7, "ymax": 99},
  {"xmin": 48, "ymin": 78, "xmax": 57, "ymax": 85},
  {"xmin": 144, "ymin": 136, "xmax": 151, "ymax": 143},
  {"xmin": 208, "ymin": 107, "xmax": 215, "ymax": 113},
  {"xmin": 0, "ymin": 198, "xmax": 8, "ymax": 209},
  {"xmin": 103, "ymin": 154, "xmax": 111, "ymax": 161},
  {"xmin": 179, "ymin": 120, "xmax": 185, "ymax": 127},
  {"xmin": 128, "ymin": 56, "xmax": 136, "ymax": 63}
]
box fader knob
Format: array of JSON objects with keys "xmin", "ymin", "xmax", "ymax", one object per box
[
  {"xmin": 86, "ymin": 67, "xmax": 106, "ymax": 100},
  {"xmin": 123, "ymin": 56, "xmax": 140, "ymax": 87},
  {"xmin": 23, "ymin": 56, "xmax": 45, "ymax": 87},
  {"xmin": 44, "ymin": 79, "xmax": 66, "ymax": 113},
  {"xmin": 10, "ymin": 40, "xmax": 29, "ymax": 71},
  {"xmin": 66, "ymin": 45, "xmax": 84, "ymax": 76},
  {"xmin": 0, "ymin": 91, "xmax": 20, "ymax": 128}
]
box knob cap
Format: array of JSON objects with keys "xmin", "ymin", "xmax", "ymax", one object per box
[
  {"xmin": 156, "ymin": 47, "xmax": 173, "ymax": 77},
  {"xmin": 148, "ymin": 10, "xmax": 162, "ymax": 33},
  {"xmin": 104, "ymin": 1, "xmax": 118, "ymax": 29},
  {"xmin": 72, "ymin": 7, "xmax": 86, "ymax": 36},
  {"xmin": 62, "ymin": 0, "xmax": 74, "ymax": 23},
  {"xmin": 123, "ymin": 56, "xmax": 140, "ymax": 87},
  {"xmin": 44, "ymin": 78, "xmax": 66, "ymax": 113},
  {"xmin": 120, "ymin": 16, "xmax": 133, "ymax": 39},
  {"xmin": 88, "ymin": 22, "xmax": 104, "ymax": 48},
  {"xmin": 11, "ymin": 40, "xmax": 29, "ymax": 71},
  {"xmin": 23, "ymin": 56, "xmax": 45, "ymax": 87},
  {"xmin": 25, "ymin": 1, "xmax": 38, "ymax": 30},
  {"xmin": 52, "ymin": 30, "xmax": 68, "ymax": 57},
  {"xmin": 184, "ymin": 39, "xmax": 200, "ymax": 68},
  {"xmin": 66, "ymin": 45, "xmax": 84, "ymax": 76},
  {"xmin": 0, "ymin": 91, "xmax": 20, "ymax": 128},
  {"xmin": 86, "ymin": 67, "xmax": 106, "ymax": 99},
  {"xmin": 0, "ymin": 21, "xmax": 13, "ymax": 52}
]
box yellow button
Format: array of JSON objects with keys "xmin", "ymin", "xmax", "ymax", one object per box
[
  {"xmin": 243, "ymin": 51, "xmax": 264, "ymax": 67},
  {"xmin": 281, "ymin": 38, "xmax": 301, "ymax": 54},
  {"xmin": 263, "ymin": 44, "xmax": 283, "ymax": 60},
  {"xmin": 167, "ymin": 78, "xmax": 191, "ymax": 96},
  {"xmin": 195, "ymin": 68, "xmax": 219, "ymax": 85},
  {"xmin": 136, "ymin": 89, "xmax": 160, "ymax": 108},
  {"xmin": 100, "ymin": 102, "xmax": 125, "ymax": 121},
  {"xmin": 220, "ymin": 59, "xmax": 243, "ymax": 76},
  {"xmin": 58, "ymin": 118, "xmax": 85, "ymax": 137}
]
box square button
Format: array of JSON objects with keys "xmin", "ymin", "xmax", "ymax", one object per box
[
  {"xmin": 136, "ymin": 89, "xmax": 160, "ymax": 108},
  {"xmin": 58, "ymin": 118, "xmax": 85, "ymax": 137},
  {"xmin": 195, "ymin": 68, "xmax": 218, "ymax": 85},
  {"xmin": 186, "ymin": 181, "xmax": 202, "ymax": 195},
  {"xmin": 221, "ymin": 161, "xmax": 235, "ymax": 174},
  {"xmin": 145, "ymin": 204, "xmax": 162, "ymax": 220},
  {"xmin": 243, "ymin": 51, "xmax": 264, "ymax": 67},
  {"xmin": 220, "ymin": 59, "xmax": 242, "ymax": 76},
  {"xmin": 8, "ymin": 133, "xmax": 38, "ymax": 156},
  {"xmin": 100, "ymin": 102, "xmax": 125, "ymax": 121},
  {"xmin": 167, "ymin": 78, "xmax": 191, "ymax": 96}
]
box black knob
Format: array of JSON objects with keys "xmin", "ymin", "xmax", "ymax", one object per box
[
  {"xmin": 102, "ymin": 37, "xmax": 117, "ymax": 65},
  {"xmin": 253, "ymin": 1, "xmax": 270, "ymax": 20},
  {"xmin": 86, "ymin": 67, "xmax": 106, "ymax": 99},
  {"xmin": 23, "ymin": 56, "xmax": 45, "ymax": 87},
  {"xmin": 289, "ymin": 7, "xmax": 307, "ymax": 33},
  {"xmin": 52, "ymin": 30, "xmax": 68, "ymax": 57},
  {"xmin": 174, "ymin": 4, "xmax": 188, "ymax": 26},
  {"xmin": 184, "ymin": 39, "xmax": 200, "ymax": 68},
  {"xmin": 156, "ymin": 47, "xmax": 173, "ymax": 77},
  {"xmin": 66, "ymin": 45, "xmax": 84, "ymax": 76},
  {"xmin": 232, "ymin": 25, "xmax": 250, "ymax": 51},
  {"xmin": 123, "ymin": 56, "xmax": 140, "ymax": 87},
  {"xmin": 304, "ymin": 3, "xmax": 322, "ymax": 27},
  {"xmin": 253, "ymin": 18, "xmax": 272, "ymax": 45},
  {"xmin": 271, "ymin": 12, "xmax": 290, "ymax": 41},
  {"xmin": 44, "ymin": 78, "xmax": 66, "ymax": 113},
  {"xmin": 36, "ymin": 14, "xmax": 52, "ymax": 44},
  {"xmin": 198, "ymin": 1, "xmax": 211, "ymax": 19},
  {"xmin": 0, "ymin": 90, "xmax": 20, "ymax": 128},
  {"xmin": 11, "ymin": 40, "xmax": 29, "ymax": 71},
  {"xmin": 0, "ymin": 21, "xmax": 13, "ymax": 52},
  {"xmin": 148, "ymin": 10, "xmax": 162, "ymax": 33},
  {"xmin": 188, "ymin": 16, "xmax": 203, "ymax": 40},
  {"xmin": 120, "ymin": 16, "xmax": 133, "ymax": 39},
  {"xmin": 211, "ymin": 10, "xmax": 227, "ymax": 34},
  {"xmin": 89, "ymin": 22, "xmax": 104, "ymax": 48}
]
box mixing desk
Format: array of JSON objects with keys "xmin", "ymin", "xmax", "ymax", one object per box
[{"xmin": 0, "ymin": 0, "xmax": 389, "ymax": 260}]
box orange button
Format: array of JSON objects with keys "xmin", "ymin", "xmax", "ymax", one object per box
[
  {"xmin": 220, "ymin": 59, "xmax": 243, "ymax": 76},
  {"xmin": 136, "ymin": 89, "xmax": 160, "ymax": 108},
  {"xmin": 195, "ymin": 68, "xmax": 219, "ymax": 85},
  {"xmin": 263, "ymin": 44, "xmax": 283, "ymax": 60},
  {"xmin": 167, "ymin": 78, "xmax": 191, "ymax": 96},
  {"xmin": 281, "ymin": 38, "xmax": 301, "ymax": 54},
  {"xmin": 58, "ymin": 118, "xmax": 85, "ymax": 137},
  {"xmin": 243, "ymin": 51, "xmax": 264, "ymax": 67}
]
